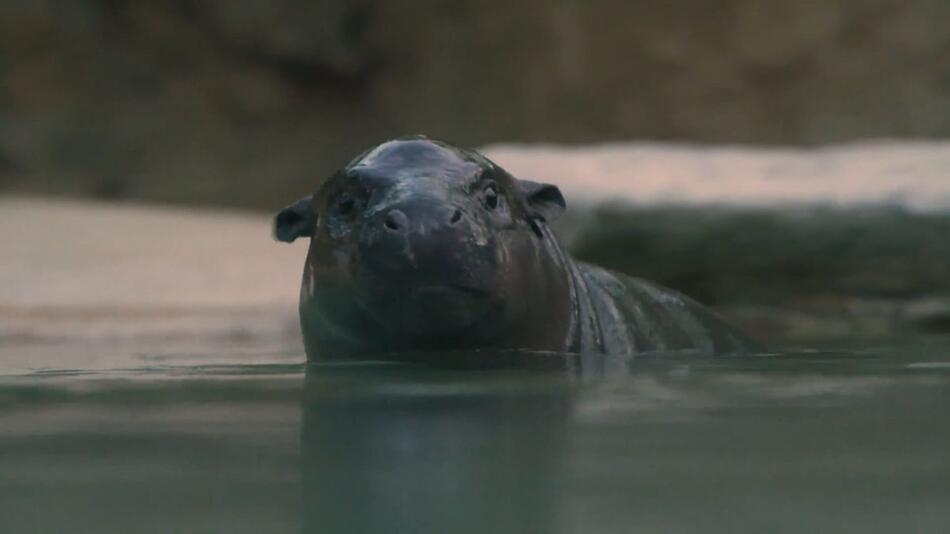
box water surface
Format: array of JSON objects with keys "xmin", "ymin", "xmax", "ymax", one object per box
[{"xmin": 2, "ymin": 342, "xmax": 949, "ymax": 533}]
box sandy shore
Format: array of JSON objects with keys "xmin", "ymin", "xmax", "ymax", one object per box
[
  {"xmin": 0, "ymin": 198, "xmax": 306, "ymax": 371},
  {"xmin": 2, "ymin": 141, "xmax": 948, "ymax": 371},
  {"xmin": 484, "ymin": 141, "xmax": 950, "ymax": 210}
]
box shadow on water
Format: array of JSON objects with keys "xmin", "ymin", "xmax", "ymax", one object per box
[
  {"xmin": 301, "ymin": 362, "xmax": 575, "ymax": 534},
  {"xmin": 1, "ymin": 345, "xmax": 949, "ymax": 533},
  {"xmin": 300, "ymin": 346, "xmax": 950, "ymax": 533}
]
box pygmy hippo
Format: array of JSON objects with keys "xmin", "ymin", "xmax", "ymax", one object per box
[{"xmin": 275, "ymin": 137, "xmax": 753, "ymax": 360}]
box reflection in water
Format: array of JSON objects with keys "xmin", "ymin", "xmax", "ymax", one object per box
[
  {"xmin": 0, "ymin": 347, "xmax": 949, "ymax": 533},
  {"xmin": 300, "ymin": 364, "xmax": 575, "ymax": 534}
]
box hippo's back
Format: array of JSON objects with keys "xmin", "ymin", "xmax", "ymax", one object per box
[{"xmin": 578, "ymin": 263, "xmax": 755, "ymax": 355}]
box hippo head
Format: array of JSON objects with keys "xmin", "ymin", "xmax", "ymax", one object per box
[{"xmin": 274, "ymin": 137, "xmax": 571, "ymax": 357}]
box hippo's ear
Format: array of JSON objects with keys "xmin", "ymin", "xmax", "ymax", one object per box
[
  {"xmin": 274, "ymin": 196, "xmax": 316, "ymax": 243},
  {"xmin": 518, "ymin": 179, "xmax": 566, "ymax": 222}
]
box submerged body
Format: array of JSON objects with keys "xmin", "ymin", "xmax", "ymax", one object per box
[
  {"xmin": 275, "ymin": 137, "xmax": 752, "ymax": 360},
  {"xmin": 566, "ymin": 263, "xmax": 749, "ymax": 355}
]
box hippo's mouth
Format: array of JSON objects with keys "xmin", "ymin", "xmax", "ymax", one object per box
[
  {"xmin": 352, "ymin": 280, "xmax": 499, "ymax": 337},
  {"xmin": 410, "ymin": 284, "xmax": 489, "ymax": 298}
]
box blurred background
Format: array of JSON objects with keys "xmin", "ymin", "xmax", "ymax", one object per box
[
  {"xmin": 2, "ymin": 0, "xmax": 950, "ymax": 344},
  {"xmin": 2, "ymin": 0, "xmax": 950, "ymax": 207}
]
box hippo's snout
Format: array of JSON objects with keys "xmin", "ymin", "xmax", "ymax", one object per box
[
  {"xmin": 357, "ymin": 198, "xmax": 489, "ymax": 293},
  {"xmin": 380, "ymin": 205, "xmax": 464, "ymax": 235},
  {"xmin": 382, "ymin": 209, "xmax": 409, "ymax": 233},
  {"xmin": 352, "ymin": 196, "xmax": 498, "ymax": 334}
]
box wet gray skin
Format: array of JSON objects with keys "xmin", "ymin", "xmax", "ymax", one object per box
[{"xmin": 275, "ymin": 136, "xmax": 753, "ymax": 360}]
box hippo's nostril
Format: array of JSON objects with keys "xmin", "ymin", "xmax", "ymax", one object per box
[
  {"xmin": 384, "ymin": 209, "xmax": 408, "ymax": 232},
  {"xmin": 449, "ymin": 209, "xmax": 462, "ymax": 225}
]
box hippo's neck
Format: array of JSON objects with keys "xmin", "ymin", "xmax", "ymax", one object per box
[{"xmin": 538, "ymin": 225, "xmax": 604, "ymax": 354}]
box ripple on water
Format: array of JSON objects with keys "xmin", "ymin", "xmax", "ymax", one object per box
[{"xmin": 1, "ymin": 343, "xmax": 949, "ymax": 533}]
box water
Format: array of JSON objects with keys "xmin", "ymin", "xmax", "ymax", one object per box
[{"xmin": 2, "ymin": 342, "xmax": 949, "ymax": 533}]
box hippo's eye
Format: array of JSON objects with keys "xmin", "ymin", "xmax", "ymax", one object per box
[
  {"xmin": 484, "ymin": 184, "xmax": 499, "ymax": 210},
  {"xmin": 336, "ymin": 193, "xmax": 356, "ymax": 215}
]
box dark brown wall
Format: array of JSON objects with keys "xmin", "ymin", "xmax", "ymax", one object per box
[{"xmin": 2, "ymin": 0, "xmax": 948, "ymax": 208}]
